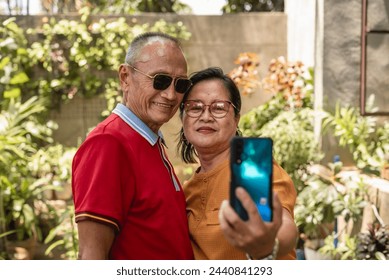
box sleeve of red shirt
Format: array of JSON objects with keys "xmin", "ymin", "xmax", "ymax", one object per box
[{"xmin": 72, "ymin": 134, "xmax": 133, "ymax": 232}]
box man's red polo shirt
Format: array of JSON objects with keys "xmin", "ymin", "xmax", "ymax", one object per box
[{"xmin": 72, "ymin": 104, "xmax": 194, "ymax": 259}]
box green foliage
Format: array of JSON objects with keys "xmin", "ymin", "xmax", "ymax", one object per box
[
  {"xmin": 240, "ymin": 92, "xmax": 287, "ymax": 133},
  {"xmin": 21, "ymin": 14, "xmax": 190, "ymax": 110},
  {"xmin": 295, "ymin": 162, "xmax": 368, "ymax": 240},
  {"xmin": 222, "ymin": 0, "xmax": 284, "ymax": 13},
  {"xmin": 319, "ymin": 234, "xmax": 357, "ymax": 260},
  {"xmin": 38, "ymin": 1, "xmax": 192, "ymax": 15},
  {"xmin": 322, "ymin": 96, "xmax": 389, "ymax": 175},
  {"xmin": 0, "ymin": 17, "xmax": 31, "ymax": 101},
  {"xmin": 240, "ymin": 66, "xmax": 322, "ymax": 189},
  {"xmin": 294, "ymin": 173, "xmax": 338, "ymax": 239},
  {"xmin": 28, "ymin": 145, "xmax": 76, "ymax": 185},
  {"xmin": 82, "ymin": 1, "xmax": 141, "ymax": 14},
  {"xmin": 101, "ymin": 78, "xmax": 121, "ymax": 117},
  {"xmin": 2, "ymin": 0, "xmax": 192, "ymax": 15},
  {"xmin": 2, "ymin": 15, "xmax": 191, "ymax": 111},
  {"xmin": 28, "ymin": 16, "xmax": 122, "ymax": 107},
  {"xmin": 0, "ymin": 97, "xmax": 54, "ymax": 242},
  {"xmin": 44, "ymin": 205, "xmax": 78, "ymax": 260},
  {"xmin": 0, "ymin": 96, "xmax": 75, "ymax": 260},
  {"xmin": 331, "ymin": 175, "xmax": 367, "ymax": 224},
  {"xmin": 0, "ymin": 97, "xmax": 49, "ymax": 170},
  {"xmin": 252, "ymin": 108, "xmax": 321, "ymax": 185},
  {"xmin": 237, "ymin": 56, "xmax": 383, "ymax": 257},
  {"xmin": 136, "ymin": 0, "xmax": 191, "ymax": 13},
  {"xmin": 0, "ymin": 96, "xmax": 49, "ymax": 257}
]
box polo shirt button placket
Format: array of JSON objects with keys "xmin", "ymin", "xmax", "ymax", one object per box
[{"xmin": 157, "ymin": 137, "xmax": 180, "ymax": 191}]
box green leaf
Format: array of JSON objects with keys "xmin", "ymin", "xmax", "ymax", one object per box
[
  {"xmin": 44, "ymin": 240, "xmax": 64, "ymax": 255},
  {"xmin": 9, "ymin": 72, "xmax": 29, "ymax": 84},
  {"xmin": 0, "ymin": 56, "xmax": 11, "ymax": 70},
  {"xmin": 3, "ymin": 88, "xmax": 21, "ymax": 98},
  {"xmin": 2, "ymin": 17, "xmax": 16, "ymax": 27},
  {"xmin": 0, "ymin": 229, "xmax": 18, "ymax": 239},
  {"xmin": 44, "ymin": 227, "xmax": 61, "ymax": 244},
  {"xmin": 375, "ymin": 252, "xmax": 386, "ymax": 260}
]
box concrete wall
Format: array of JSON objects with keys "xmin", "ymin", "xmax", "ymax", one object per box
[
  {"xmin": 323, "ymin": 0, "xmax": 362, "ymax": 109},
  {"xmin": 322, "ymin": 0, "xmax": 389, "ymax": 111}
]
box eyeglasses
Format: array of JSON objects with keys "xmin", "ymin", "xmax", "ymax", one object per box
[
  {"xmin": 126, "ymin": 64, "xmax": 192, "ymax": 94},
  {"xmin": 183, "ymin": 100, "xmax": 237, "ymax": 119}
]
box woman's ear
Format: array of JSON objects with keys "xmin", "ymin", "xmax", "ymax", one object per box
[{"xmin": 235, "ymin": 114, "xmax": 240, "ymax": 125}]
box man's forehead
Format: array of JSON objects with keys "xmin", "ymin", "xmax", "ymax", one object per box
[{"xmin": 138, "ymin": 41, "xmax": 179, "ymax": 63}]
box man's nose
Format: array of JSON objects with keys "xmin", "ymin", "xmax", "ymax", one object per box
[{"xmin": 160, "ymin": 82, "xmax": 177, "ymax": 100}]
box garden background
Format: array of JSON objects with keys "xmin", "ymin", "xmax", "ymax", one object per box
[{"xmin": 0, "ymin": 0, "xmax": 388, "ymax": 260}]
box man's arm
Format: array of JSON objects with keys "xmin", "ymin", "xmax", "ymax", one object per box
[{"xmin": 77, "ymin": 221, "xmax": 115, "ymax": 260}]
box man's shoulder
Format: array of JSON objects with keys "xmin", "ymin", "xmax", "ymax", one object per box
[{"xmin": 89, "ymin": 114, "xmax": 136, "ymax": 138}]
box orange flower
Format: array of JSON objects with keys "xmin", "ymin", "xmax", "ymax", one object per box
[{"xmin": 228, "ymin": 52, "xmax": 261, "ymax": 96}]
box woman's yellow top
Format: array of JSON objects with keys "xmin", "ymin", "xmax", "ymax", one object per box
[{"xmin": 183, "ymin": 159, "xmax": 297, "ymax": 260}]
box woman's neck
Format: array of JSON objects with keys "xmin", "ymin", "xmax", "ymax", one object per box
[{"xmin": 197, "ymin": 148, "xmax": 230, "ymax": 173}]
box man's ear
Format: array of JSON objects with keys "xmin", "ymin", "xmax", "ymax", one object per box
[{"xmin": 118, "ymin": 64, "xmax": 130, "ymax": 88}]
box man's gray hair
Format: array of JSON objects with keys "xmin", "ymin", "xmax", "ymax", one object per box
[{"xmin": 125, "ymin": 32, "xmax": 182, "ymax": 65}]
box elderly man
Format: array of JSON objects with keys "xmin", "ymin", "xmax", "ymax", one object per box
[{"xmin": 72, "ymin": 32, "xmax": 194, "ymax": 260}]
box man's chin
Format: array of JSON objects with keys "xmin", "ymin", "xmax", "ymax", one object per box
[{"xmin": 152, "ymin": 113, "xmax": 174, "ymax": 126}]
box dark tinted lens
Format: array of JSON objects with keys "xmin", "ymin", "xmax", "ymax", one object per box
[
  {"xmin": 175, "ymin": 78, "xmax": 192, "ymax": 94},
  {"xmin": 153, "ymin": 74, "xmax": 173, "ymax": 90}
]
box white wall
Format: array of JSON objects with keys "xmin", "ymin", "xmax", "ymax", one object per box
[{"xmin": 285, "ymin": 0, "xmax": 316, "ymax": 67}]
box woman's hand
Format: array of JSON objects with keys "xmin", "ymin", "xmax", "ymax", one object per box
[{"xmin": 219, "ymin": 187, "xmax": 283, "ymax": 259}]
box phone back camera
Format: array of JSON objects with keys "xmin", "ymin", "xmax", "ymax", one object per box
[{"xmin": 235, "ymin": 139, "xmax": 244, "ymax": 164}]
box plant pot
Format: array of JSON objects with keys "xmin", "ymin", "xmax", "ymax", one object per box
[
  {"xmin": 6, "ymin": 237, "xmax": 37, "ymax": 260},
  {"xmin": 303, "ymin": 238, "xmax": 333, "ymax": 260},
  {"xmin": 304, "ymin": 246, "xmax": 332, "ymax": 260}
]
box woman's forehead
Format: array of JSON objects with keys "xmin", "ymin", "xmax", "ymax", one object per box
[{"xmin": 190, "ymin": 79, "xmax": 227, "ymax": 96}]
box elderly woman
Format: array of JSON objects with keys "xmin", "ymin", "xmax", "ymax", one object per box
[{"xmin": 178, "ymin": 67, "xmax": 297, "ymax": 260}]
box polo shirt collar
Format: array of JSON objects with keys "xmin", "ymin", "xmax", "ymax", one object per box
[{"xmin": 112, "ymin": 103, "xmax": 164, "ymax": 146}]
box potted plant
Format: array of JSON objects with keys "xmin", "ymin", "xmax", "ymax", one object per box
[
  {"xmin": 322, "ymin": 96, "xmax": 389, "ymax": 177},
  {"xmin": 356, "ymin": 223, "xmax": 389, "ymax": 260},
  {"xmin": 294, "ymin": 166, "xmax": 338, "ymax": 259},
  {"xmin": 1, "ymin": 177, "xmax": 57, "ymax": 259},
  {"xmin": 295, "ymin": 161, "xmax": 368, "ymax": 259}
]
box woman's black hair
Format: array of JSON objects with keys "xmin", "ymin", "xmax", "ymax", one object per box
[{"xmin": 177, "ymin": 67, "xmax": 242, "ymax": 164}]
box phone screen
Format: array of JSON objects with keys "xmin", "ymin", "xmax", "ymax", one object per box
[{"xmin": 230, "ymin": 137, "xmax": 273, "ymax": 222}]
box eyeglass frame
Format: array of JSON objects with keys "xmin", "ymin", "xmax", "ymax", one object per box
[
  {"xmin": 125, "ymin": 63, "xmax": 192, "ymax": 94},
  {"xmin": 183, "ymin": 99, "xmax": 237, "ymax": 119}
]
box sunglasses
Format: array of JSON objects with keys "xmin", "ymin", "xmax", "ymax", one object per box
[{"xmin": 126, "ymin": 64, "xmax": 192, "ymax": 94}]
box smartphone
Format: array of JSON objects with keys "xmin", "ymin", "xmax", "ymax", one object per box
[{"xmin": 230, "ymin": 137, "xmax": 273, "ymax": 222}]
